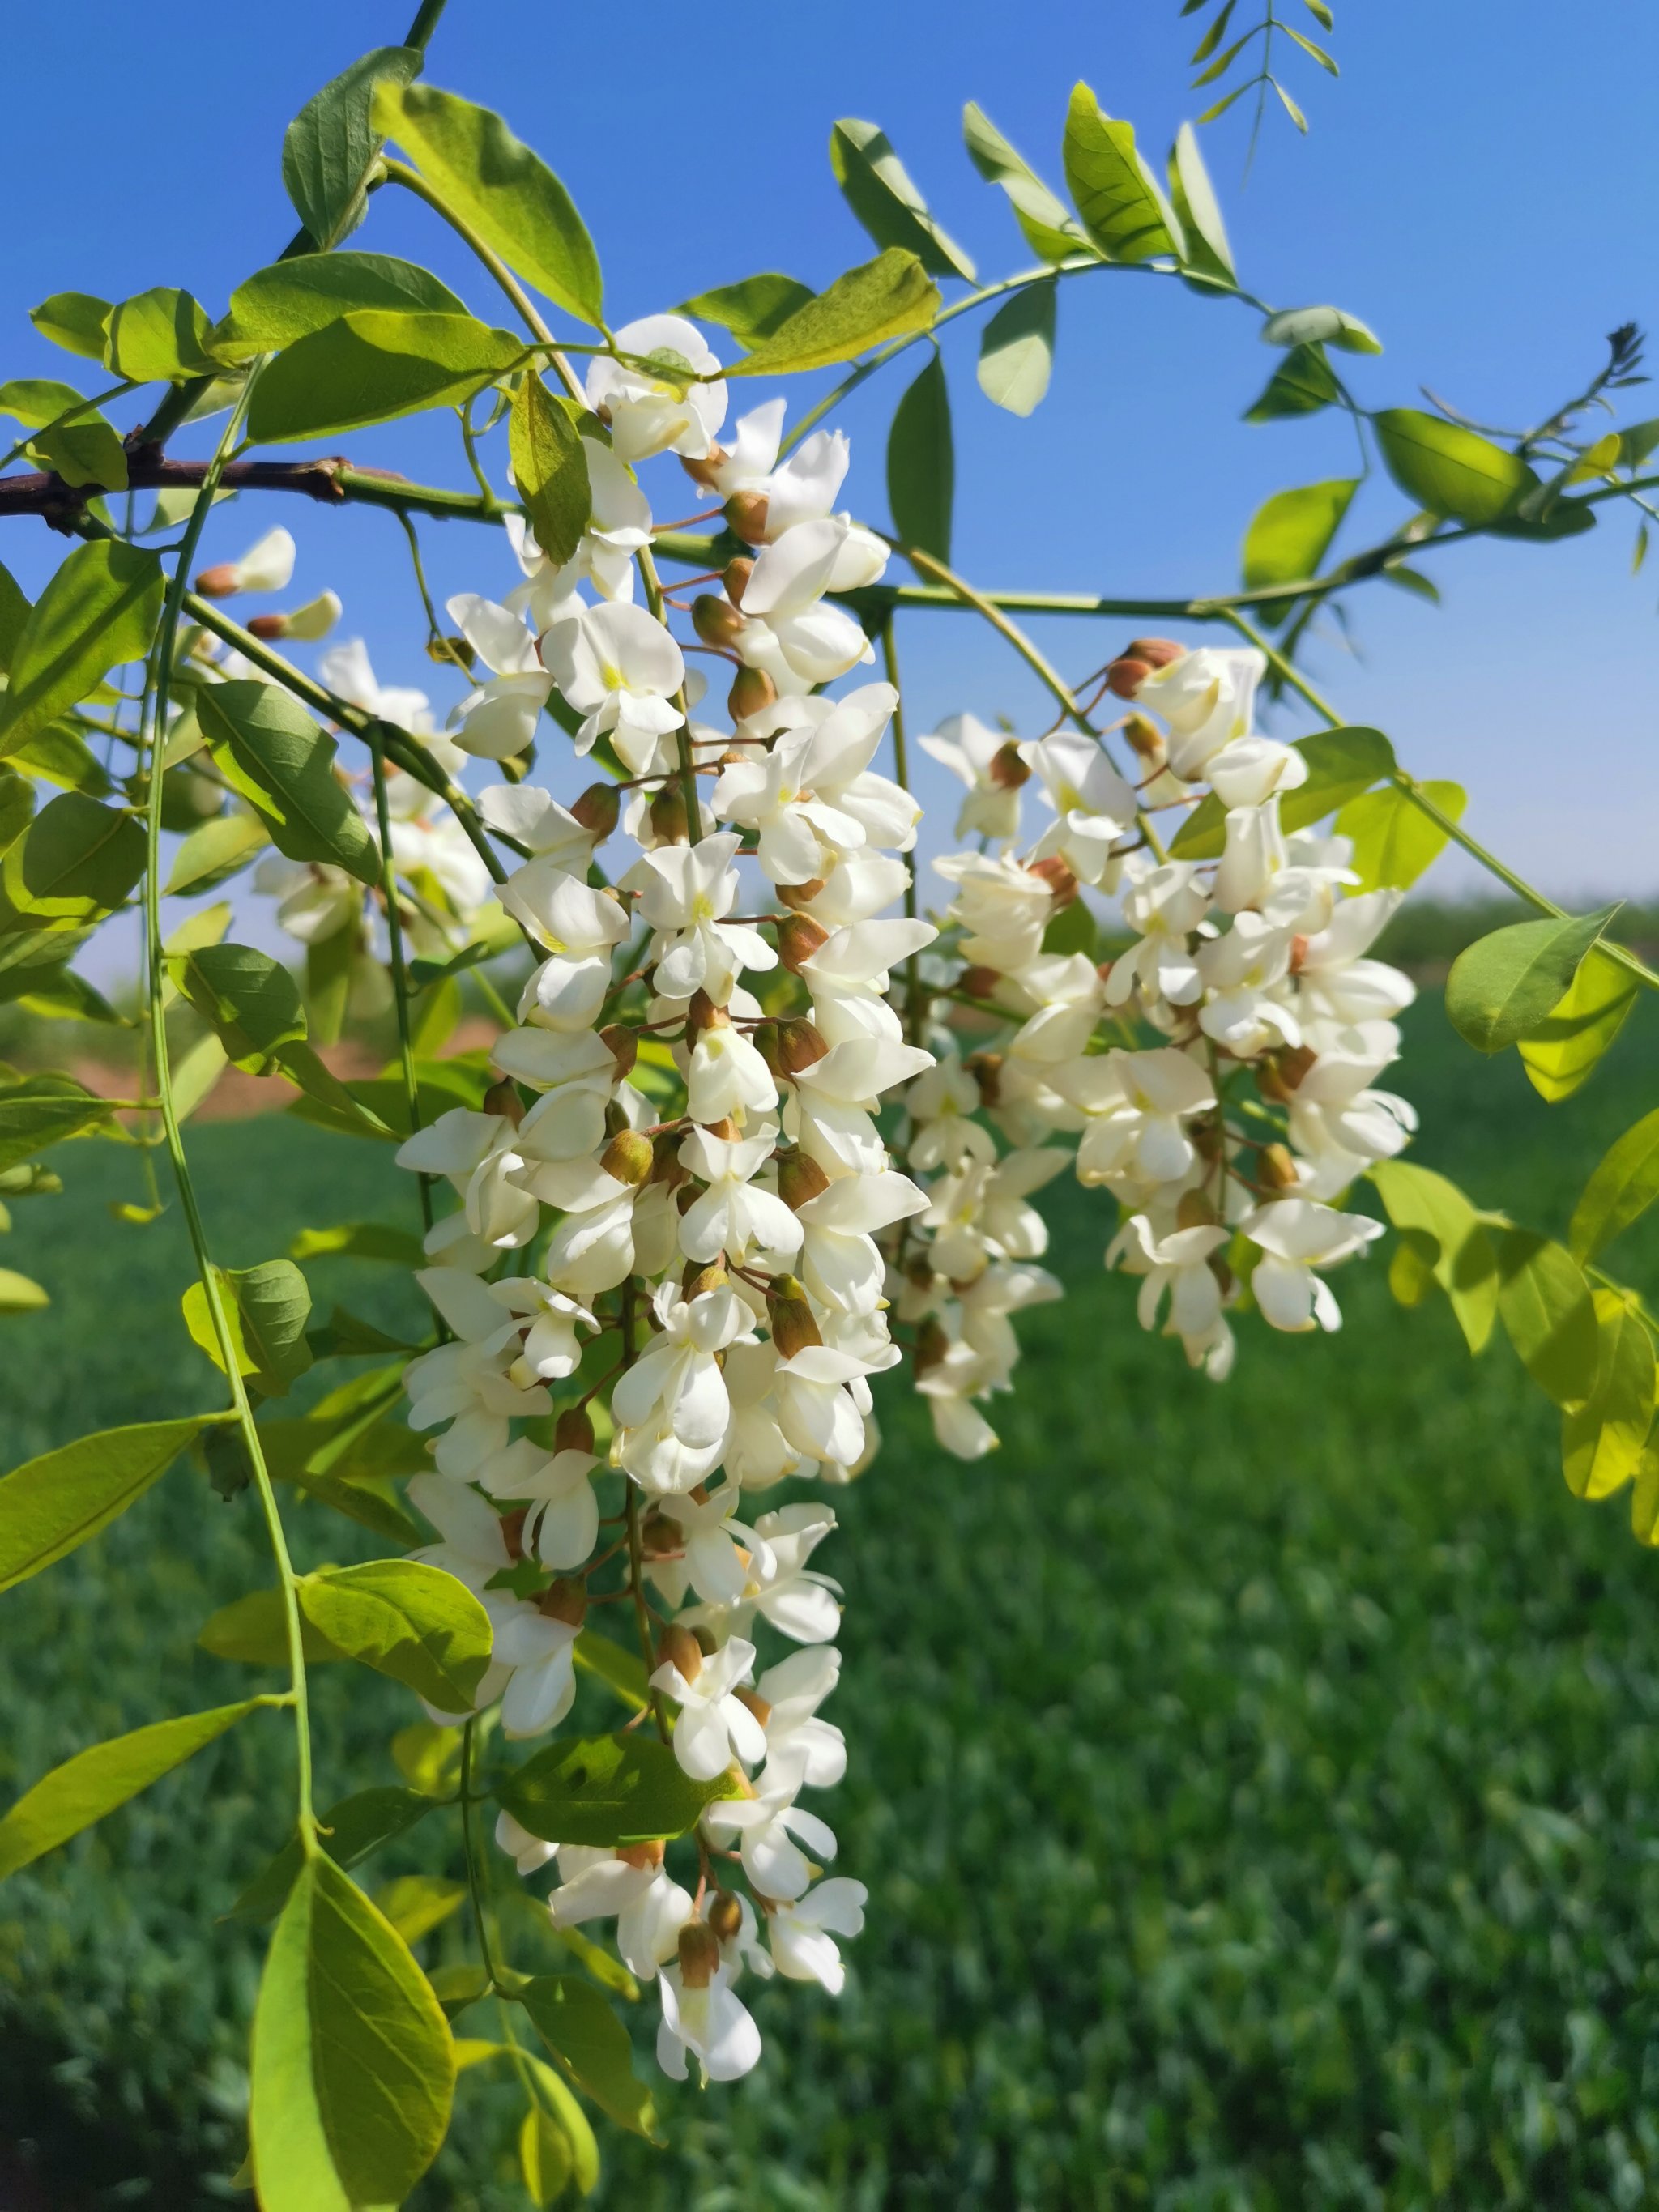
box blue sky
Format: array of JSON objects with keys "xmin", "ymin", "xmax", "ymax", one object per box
[{"xmin": 5, "ymin": 0, "xmax": 1658, "ymax": 921}]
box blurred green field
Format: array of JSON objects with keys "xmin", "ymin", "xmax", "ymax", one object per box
[{"xmin": 6, "ymin": 992, "xmax": 1659, "ymax": 2210}]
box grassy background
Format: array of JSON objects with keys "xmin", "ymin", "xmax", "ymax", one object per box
[{"xmin": 6, "ymin": 986, "xmax": 1659, "ymax": 2210}]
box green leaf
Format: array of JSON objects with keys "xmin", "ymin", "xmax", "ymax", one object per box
[
  {"xmin": 1166, "ymin": 122, "xmax": 1235, "ymax": 282},
  {"xmin": 1334, "ymin": 779, "xmax": 1464, "ymax": 893},
  {"xmin": 215, "ymin": 253, "xmax": 467, "ymax": 363},
  {"xmin": 1571, "ymin": 1106, "xmax": 1659, "ymax": 1263},
  {"xmin": 510, "ymin": 373, "xmax": 591, "ymax": 569},
  {"xmin": 1241, "ymin": 478, "xmax": 1358, "ymax": 621},
  {"xmin": 676, "ymin": 274, "xmax": 817, "ymax": 346},
  {"xmin": 29, "ymin": 292, "xmax": 113, "ymax": 361},
  {"xmin": 518, "ymin": 1975, "xmax": 660, "ymax": 2142},
  {"xmin": 1519, "ymin": 947, "xmax": 1636, "ymax": 1106},
  {"xmin": 830, "ymin": 119, "xmax": 975, "ymax": 282},
  {"xmin": 198, "ymin": 1587, "xmax": 348, "ymax": 1667},
  {"xmin": 283, "ymin": 44, "xmax": 420, "ymax": 251},
  {"xmin": 520, "ymin": 2095, "xmax": 574, "ymax": 2206},
  {"xmin": 0, "ymin": 380, "xmax": 128, "ymax": 490},
  {"xmin": 183, "ymin": 1259, "xmax": 313, "ymax": 1397},
  {"xmin": 1562, "ymin": 1290, "xmax": 1656, "ymax": 1502},
  {"xmin": 1373, "ymin": 407, "xmax": 1534, "ymax": 525},
  {"xmin": 1261, "ymin": 304, "xmax": 1380, "ymax": 354},
  {"xmin": 7, "ymin": 721, "xmax": 113, "ymax": 797},
  {"xmin": 497, "ymin": 1731, "xmax": 736, "ymax": 1848},
  {"xmin": 377, "ymin": 1874, "xmax": 467, "ymax": 1946},
  {"xmin": 103, "ymin": 288, "xmax": 216, "ymax": 381},
  {"xmin": 0, "ymin": 1700, "xmax": 262, "ymax": 1881},
  {"xmin": 0, "ymin": 567, "xmax": 31, "ymax": 676},
  {"xmin": 1172, "ymin": 725, "xmax": 1395, "ymax": 861},
  {"xmin": 1041, "ymin": 897, "xmax": 1098, "ymax": 960},
  {"xmin": 0, "ymin": 542, "xmax": 164, "ymax": 761},
  {"xmin": 0, "ymin": 1268, "xmax": 49, "ymax": 1313},
  {"xmin": 2, "ymin": 792, "xmax": 145, "ymax": 923},
  {"xmin": 197, "ymin": 680, "xmax": 378, "ymax": 885},
  {"xmin": 249, "ymin": 1853, "xmax": 454, "ymax": 2212},
  {"xmin": 961, "ymin": 104, "xmax": 1080, "ymax": 264},
  {"xmin": 164, "ymin": 810, "xmax": 270, "ymax": 896},
  {"xmin": 166, "ymin": 941, "xmax": 307, "ymax": 1068},
  {"xmin": 393, "ymin": 1720, "xmax": 467, "ymax": 1798},
  {"xmin": 233, "ymin": 1786, "xmax": 435, "ymax": 1924},
  {"xmin": 3, "ymin": 964, "xmax": 121, "ymax": 1025},
  {"xmin": 304, "ymin": 923, "xmax": 356, "ymax": 1049},
  {"xmin": 975, "ymin": 281, "xmax": 1056, "ymax": 417},
  {"xmin": 1367, "ymin": 1158, "xmax": 1498, "ymax": 1354},
  {"xmin": 730, "ymin": 249, "xmax": 940, "ymax": 378},
  {"xmin": 573, "ymin": 1628, "xmax": 650, "ymax": 1714},
  {"xmin": 517, "ymin": 2048, "xmax": 601, "ymax": 2194},
  {"xmin": 1445, "ymin": 906, "xmax": 1619, "ymax": 1055},
  {"xmin": 290, "ymin": 1220, "xmax": 427, "ymax": 1267},
  {"xmin": 287, "ymin": 1063, "xmax": 484, "ymax": 1141},
  {"xmin": 1062, "ymin": 83, "xmax": 1183, "ymax": 265},
  {"xmin": 373, "ymin": 82, "xmax": 605, "ymax": 328},
  {"xmin": 888, "ymin": 352, "xmax": 953, "ymax": 565},
  {"xmin": 300, "ymin": 1561, "xmax": 493, "ymax": 1711},
  {"xmin": 0, "ymin": 1417, "xmax": 212, "ymax": 1592},
  {"xmin": 1495, "ymin": 1229, "xmax": 1599, "ymax": 1407},
  {"xmin": 0, "ymin": 1074, "xmax": 113, "ymax": 1172},
  {"xmin": 248, "ymin": 311, "xmax": 522, "ymax": 444},
  {"xmin": 1244, "ymin": 341, "xmax": 1339, "ymax": 422}
]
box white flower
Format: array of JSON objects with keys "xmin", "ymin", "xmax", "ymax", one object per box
[
  {"xmin": 934, "ymin": 850, "xmax": 1055, "ymax": 973},
  {"xmin": 754, "ymin": 1645, "xmax": 845, "ymax": 1785},
  {"xmin": 678, "ymin": 1122, "xmax": 802, "ymax": 1265},
  {"xmin": 268, "ymin": 589, "xmax": 341, "ymax": 641},
  {"xmin": 495, "ymin": 1810, "xmax": 557, "ymax": 1876},
  {"xmin": 795, "ymin": 1166, "xmax": 928, "ymax": 1314},
  {"xmin": 1294, "ymin": 892, "xmax": 1415, "ymax": 1029},
  {"xmin": 396, "ymin": 1112, "xmax": 539, "ymax": 1251},
  {"xmin": 1133, "ymin": 646, "xmax": 1265, "ymax": 782},
  {"xmin": 1066, "ymin": 1046, "xmax": 1217, "ymax": 1187},
  {"xmin": 652, "ymin": 1483, "xmax": 772, "ymax": 1608},
  {"xmin": 703, "ymin": 1753, "xmax": 836, "ymax": 1901},
  {"xmin": 655, "ymin": 1959, "xmax": 761, "ymax": 2084},
  {"xmin": 623, "ymin": 831, "xmax": 776, "ymax": 1003},
  {"xmin": 1105, "ymin": 861, "xmax": 1209, "ymax": 1009},
  {"xmin": 711, "ymin": 727, "xmax": 868, "ymax": 886},
  {"xmin": 1108, "ymin": 1213, "xmax": 1231, "ymax": 1369},
  {"xmin": 650, "ymin": 1634, "xmax": 767, "ymax": 1780},
  {"xmin": 548, "ymin": 1845, "xmax": 693, "ymax": 1979},
  {"xmin": 1240, "ymin": 1196, "xmax": 1384, "ymax": 1332},
  {"xmin": 501, "ymin": 1028, "xmax": 621, "ymax": 1162},
  {"xmin": 494, "ymin": 1605, "xmax": 580, "ymax": 1737},
  {"xmin": 586, "ymin": 313, "xmax": 727, "ymax": 462},
  {"xmin": 488, "ymin": 1277, "xmax": 599, "ymax": 1383},
  {"xmin": 907, "ymin": 1051, "xmax": 998, "ymax": 1174},
  {"xmin": 318, "ymin": 637, "xmax": 434, "ymax": 735},
  {"xmin": 735, "ymin": 518, "xmax": 877, "ymax": 685},
  {"xmin": 799, "ymin": 918, "xmax": 936, "ymax": 1048},
  {"xmin": 920, "ymin": 713, "xmax": 1026, "ymax": 843},
  {"xmin": 253, "ymin": 855, "xmax": 360, "ymax": 944},
  {"xmin": 477, "ymin": 1436, "xmax": 599, "ymax": 1569},
  {"xmin": 686, "ymin": 1018, "xmax": 778, "ymax": 1126},
  {"xmin": 769, "ymin": 1878, "xmax": 868, "ymax": 1992},
  {"xmin": 705, "ymin": 402, "xmax": 889, "ymax": 583},
  {"xmin": 508, "ymin": 440, "xmax": 652, "ymax": 616},
  {"xmin": 446, "ymin": 592, "xmax": 553, "ymax": 761},
  {"xmin": 501, "ymin": 868, "xmax": 629, "ymax": 1032},
  {"xmin": 612, "ymin": 1277, "xmax": 750, "ymax": 1494},
  {"xmin": 1196, "ymin": 913, "xmax": 1300, "ymax": 1058},
  {"xmin": 541, "ymin": 601, "xmax": 686, "ymax": 774},
  {"xmin": 478, "ymin": 782, "xmax": 600, "ymax": 871}
]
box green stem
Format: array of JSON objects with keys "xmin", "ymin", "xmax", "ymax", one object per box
[
  {"xmin": 368, "ymin": 731, "xmax": 433, "ymax": 1232},
  {"xmin": 619, "ymin": 1284, "xmax": 671, "ymax": 1742},
  {"xmin": 878, "ymin": 615, "xmax": 926, "ymax": 1045},
  {"xmin": 636, "ymin": 545, "xmax": 702, "ymax": 829},
  {"xmin": 403, "ymin": 0, "xmax": 449, "ymax": 49},
  {"xmin": 380, "ymin": 160, "xmax": 558, "ymax": 348},
  {"xmin": 142, "ymin": 372, "xmax": 317, "ymax": 1846},
  {"xmin": 393, "ymin": 507, "xmax": 472, "ymax": 678},
  {"xmin": 461, "ymin": 1717, "xmax": 505, "ymax": 1988}
]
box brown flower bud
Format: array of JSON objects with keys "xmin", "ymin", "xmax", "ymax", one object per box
[
  {"xmin": 1028, "ymin": 855, "xmax": 1079, "ymax": 908},
  {"xmin": 245, "ymin": 612, "xmax": 287, "ymax": 640},
  {"xmin": 601, "ymin": 1129, "xmax": 655, "ymax": 1187},
  {"xmin": 599, "ymin": 1022, "xmax": 638, "ymax": 1079},
  {"xmin": 915, "ymin": 1316, "xmax": 951, "ymax": 1374},
  {"xmin": 1105, "ymin": 656, "xmax": 1152, "ymax": 700},
  {"xmin": 777, "ymin": 1018, "xmax": 829, "ymax": 1076},
  {"xmin": 707, "ymin": 1889, "xmax": 744, "ymax": 1944},
  {"xmin": 989, "ymin": 739, "xmax": 1030, "ymax": 791},
  {"xmin": 649, "ymin": 784, "xmax": 689, "ymax": 845},
  {"xmin": 1121, "ymin": 714, "xmax": 1167, "ymax": 767},
  {"xmin": 675, "ymin": 1183, "xmax": 701, "ymax": 1215},
  {"xmin": 1288, "ymin": 934, "xmax": 1311, "ymax": 975},
  {"xmin": 733, "ymin": 1685, "xmax": 773, "ymax": 1728},
  {"xmin": 571, "ymin": 781, "xmax": 620, "ymax": 838},
  {"xmin": 193, "ymin": 561, "xmax": 241, "ymax": 599},
  {"xmin": 483, "ymin": 1077, "xmax": 525, "ymax": 1127},
  {"xmin": 499, "ymin": 1506, "xmax": 529, "ymax": 1562},
  {"xmin": 539, "ymin": 1576, "xmax": 587, "ymax": 1628},
  {"xmin": 960, "ymin": 964, "xmax": 1002, "ymax": 1002},
  {"xmin": 777, "ymin": 1147, "xmax": 830, "ymax": 1210},
  {"xmin": 618, "ymin": 1838, "xmax": 667, "ymax": 1871},
  {"xmin": 777, "ymin": 876, "xmax": 827, "ymax": 910},
  {"xmin": 775, "ymin": 913, "xmax": 830, "ymax": 974},
  {"xmin": 723, "ymin": 556, "xmax": 755, "ymax": 609},
  {"xmin": 554, "ymin": 1405, "xmax": 595, "ymax": 1456},
  {"xmin": 1176, "ymin": 1188, "xmax": 1220, "ymax": 1231},
  {"xmin": 692, "ymin": 594, "xmax": 745, "ymax": 649},
  {"xmin": 727, "ymin": 664, "xmax": 777, "ymax": 722},
  {"xmin": 1258, "ymin": 1141, "xmax": 1299, "ymax": 1191},
  {"xmin": 723, "ymin": 489, "xmax": 771, "ymax": 546},
  {"xmin": 965, "ymin": 1050, "xmax": 1003, "ymax": 1107},
  {"xmin": 680, "ymin": 445, "xmax": 728, "ymax": 490},
  {"xmin": 1126, "ymin": 637, "xmax": 1183, "ymax": 669},
  {"xmin": 767, "ymin": 1273, "xmax": 822, "ymax": 1359},
  {"xmin": 677, "ymin": 1918, "xmax": 721, "ymax": 1987},
  {"xmin": 682, "ymin": 1260, "xmax": 729, "ymax": 1302},
  {"xmin": 657, "ymin": 1623, "xmax": 704, "ymax": 1683},
  {"xmin": 640, "ymin": 1507, "xmax": 681, "ymax": 1558},
  {"xmin": 1265, "ymin": 1043, "xmax": 1318, "ymax": 1095},
  {"xmin": 702, "ymin": 1115, "xmax": 740, "ymax": 1142},
  {"xmin": 685, "ymin": 988, "xmax": 725, "ymax": 1038}
]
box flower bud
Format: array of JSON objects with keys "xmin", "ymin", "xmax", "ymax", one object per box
[
  {"xmin": 707, "ymin": 1889, "xmax": 744, "ymax": 1943},
  {"xmin": 767, "ymin": 1273, "xmax": 822, "ymax": 1359},
  {"xmin": 685, "ymin": 989, "xmax": 725, "ymax": 1038},
  {"xmin": 1105, "ymin": 656, "xmax": 1152, "ymax": 700},
  {"xmin": 539, "ymin": 1576, "xmax": 587, "ymax": 1627},
  {"xmin": 601, "ymin": 1129, "xmax": 655, "ymax": 1187},
  {"xmin": 429, "ymin": 631, "xmax": 475, "ymax": 671},
  {"xmin": 915, "ymin": 1317, "xmax": 950, "ymax": 1373},
  {"xmin": 499, "ymin": 1506, "xmax": 529, "ymax": 1561},
  {"xmin": 649, "ymin": 784, "xmax": 689, "ymax": 845},
  {"xmin": 193, "ymin": 562, "xmax": 241, "ymax": 599},
  {"xmin": 777, "ymin": 876, "xmax": 828, "ymax": 910},
  {"xmin": 777, "ymin": 1147, "xmax": 830, "ymax": 1210},
  {"xmin": 1256, "ymin": 1043, "xmax": 1317, "ymax": 1102},
  {"xmin": 989, "ymin": 739, "xmax": 1030, "ymax": 791},
  {"xmin": 1288, "ymin": 934, "xmax": 1311, "ymax": 975},
  {"xmin": 657, "ymin": 1623, "xmax": 704, "ymax": 1682},
  {"xmin": 1176, "ymin": 1188, "xmax": 1219, "ymax": 1230},
  {"xmin": 1258, "ymin": 1141, "xmax": 1299, "ymax": 1191},
  {"xmin": 960, "ymin": 965, "xmax": 1002, "ymax": 1001},
  {"xmin": 617, "ymin": 1839, "xmax": 667, "ymax": 1871},
  {"xmin": 682, "ymin": 1260, "xmax": 730, "ymax": 1302},
  {"xmin": 733, "ymin": 1686, "xmax": 773, "ymax": 1728},
  {"xmin": 248, "ymin": 590, "xmax": 342, "ymax": 643},
  {"xmin": 965, "ymin": 1050, "xmax": 1002, "ymax": 1108},
  {"xmin": 775, "ymin": 913, "xmax": 829, "ymax": 974},
  {"xmin": 1121, "ymin": 714, "xmax": 1167, "ymax": 768},
  {"xmin": 641, "ymin": 1507, "xmax": 681, "ymax": 1558},
  {"xmin": 723, "ymin": 556, "xmax": 754, "ymax": 609},
  {"xmin": 1192, "ymin": 1117, "xmax": 1223, "ymax": 1163},
  {"xmin": 1127, "ymin": 637, "xmax": 1183, "ymax": 669},
  {"xmin": 677, "ymin": 1917, "xmax": 720, "ymax": 1988},
  {"xmin": 554, "ymin": 1405, "xmax": 595, "ymax": 1456},
  {"xmin": 723, "ymin": 490, "xmax": 771, "ymax": 546},
  {"xmin": 776, "ymin": 1017, "xmax": 828, "ymax": 1076},
  {"xmin": 692, "ymin": 594, "xmax": 745, "ymax": 649},
  {"xmin": 599, "ymin": 1022, "xmax": 638, "ymax": 1079},
  {"xmin": 1027, "ymin": 855, "xmax": 1079, "ymax": 908},
  {"xmin": 483, "ymin": 1078, "xmax": 525, "ymax": 1127},
  {"xmin": 727, "ymin": 665, "xmax": 777, "ymax": 722},
  {"xmin": 680, "ymin": 445, "xmax": 728, "ymax": 490},
  {"xmin": 572, "ymin": 781, "xmax": 620, "ymax": 839}
]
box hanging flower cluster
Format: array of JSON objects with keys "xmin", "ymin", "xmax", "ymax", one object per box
[
  {"xmin": 390, "ymin": 328, "xmax": 932, "ymax": 2083},
  {"xmin": 897, "ymin": 641, "xmax": 1417, "ymax": 1456}
]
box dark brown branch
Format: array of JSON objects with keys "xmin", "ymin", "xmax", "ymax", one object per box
[{"xmin": 0, "ymin": 454, "xmax": 502, "ymax": 528}]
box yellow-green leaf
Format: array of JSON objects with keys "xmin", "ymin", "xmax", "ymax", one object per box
[
  {"xmin": 1335, "ymin": 779, "xmax": 1464, "ymax": 893},
  {"xmin": 248, "ymin": 310, "xmax": 522, "ymax": 443},
  {"xmin": 299, "ymin": 1560, "xmax": 493, "ymax": 1710},
  {"xmin": 1495, "ymin": 1229, "xmax": 1599, "ymax": 1407},
  {"xmin": 1518, "ymin": 947, "xmax": 1636, "ymax": 1104},
  {"xmin": 511, "ymin": 373, "xmax": 590, "ymax": 568},
  {"xmin": 830, "ymin": 118, "xmax": 976, "ymax": 282},
  {"xmin": 0, "ymin": 1417, "xmax": 212, "ymax": 1592},
  {"xmin": 1445, "ymin": 906, "xmax": 1619, "ymax": 1056},
  {"xmin": 1062, "ymin": 83, "xmax": 1183, "ymax": 264},
  {"xmin": 0, "ymin": 542, "xmax": 164, "ymax": 761},
  {"xmin": 1367, "ymin": 1158, "xmax": 1498, "ymax": 1353},
  {"xmin": 730, "ymin": 250, "xmax": 940, "ymax": 378},
  {"xmin": 1562, "ymin": 1291, "xmax": 1655, "ymax": 1502},
  {"xmin": 1373, "ymin": 407, "xmax": 1534, "ymax": 525}
]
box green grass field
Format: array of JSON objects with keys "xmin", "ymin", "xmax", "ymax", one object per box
[{"xmin": 6, "ymin": 993, "xmax": 1659, "ymax": 2210}]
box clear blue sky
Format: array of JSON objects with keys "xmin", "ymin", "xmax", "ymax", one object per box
[{"xmin": 6, "ymin": 0, "xmax": 1657, "ymax": 912}]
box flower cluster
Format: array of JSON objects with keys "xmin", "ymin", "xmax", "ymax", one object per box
[
  {"xmin": 390, "ymin": 328, "xmax": 933, "ymax": 2082},
  {"xmin": 896, "ymin": 641, "xmax": 1415, "ymax": 1456}
]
